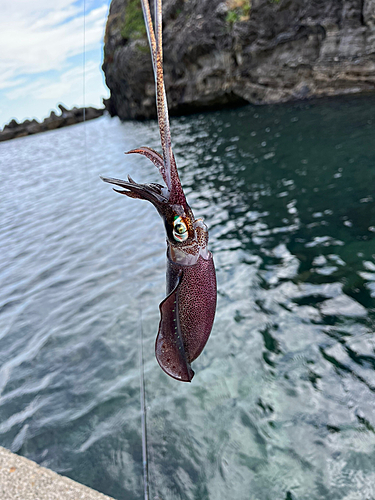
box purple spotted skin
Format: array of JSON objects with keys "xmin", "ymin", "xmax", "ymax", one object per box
[
  {"xmin": 101, "ymin": 173, "xmax": 217, "ymax": 382},
  {"xmin": 156, "ymin": 253, "xmax": 217, "ymax": 382}
]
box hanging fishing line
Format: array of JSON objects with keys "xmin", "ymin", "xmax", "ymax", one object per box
[
  {"xmin": 81, "ymin": 0, "xmax": 97, "ymax": 206},
  {"xmin": 83, "ymin": 0, "xmax": 86, "ymax": 126},
  {"xmin": 139, "ymin": 314, "xmax": 150, "ymax": 500},
  {"xmin": 82, "ymin": 0, "xmax": 89, "ymax": 176}
]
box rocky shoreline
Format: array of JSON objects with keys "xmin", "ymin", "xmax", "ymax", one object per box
[{"xmin": 0, "ymin": 105, "xmax": 105, "ymax": 142}]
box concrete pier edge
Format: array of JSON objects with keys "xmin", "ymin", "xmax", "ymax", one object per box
[{"xmin": 0, "ymin": 446, "xmax": 115, "ymax": 500}]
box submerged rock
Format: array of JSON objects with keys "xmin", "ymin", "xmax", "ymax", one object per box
[
  {"xmin": 103, "ymin": 0, "xmax": 375, "ymax": 120},
  {"xmin": 0, "ymin": 106, "xmax": 105, "ymax": 142}
]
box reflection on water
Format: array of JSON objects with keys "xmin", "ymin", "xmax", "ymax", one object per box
[{"xmin": 0, "ymin": 96, "xmax": 375, "ymax": 500}]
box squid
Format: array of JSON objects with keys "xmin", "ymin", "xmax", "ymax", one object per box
[{"xmin": 101, "ymin": 0, "xmax": 216, "ymax": 382}]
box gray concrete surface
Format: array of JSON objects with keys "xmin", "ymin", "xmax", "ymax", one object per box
[{"xmin": 0, "ymin": 446, "xmax": 115, "ymax": 500}]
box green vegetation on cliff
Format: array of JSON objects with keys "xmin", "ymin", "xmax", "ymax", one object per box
[
  {"xmin": 226, "ymin": 0, "xmax": 251, "ymax": 24},
  {"xmin": 121, "ymin": 0, "xmax": 146, "ymax": 40}
]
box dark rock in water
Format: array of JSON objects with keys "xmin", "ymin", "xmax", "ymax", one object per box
[
  {"xmin": 72, "ymin": 107, "xmax": 84, "ymax": 117},
  {"xmin": 0, "ymin": 106, "xmax": 105, "ymax": 142},
  {"xmin": 25, "ymin": 120, "xmax": 41, "ymax": 135},
  {"xmin": 103, "ymin": 0, "xmax": 375, "ymax": 120},
  {"xmin": 42, "ymin": 111, "xmax": 61, "ymax": 131},
  {"xmin": 58, "ymin": 104, "xmax": 69, "ymax": 115},
  {"xmin": 4, "ymin": 119, "xmax": 20, "ymax": 131}
]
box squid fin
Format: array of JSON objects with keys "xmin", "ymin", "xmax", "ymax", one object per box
[{"xmin": 155, "ymin": 271, "xmax": 194, "ymax": 382}]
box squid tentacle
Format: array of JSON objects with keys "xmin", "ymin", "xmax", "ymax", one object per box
[
  {"xmin": 140, "ymin": 0, "xmax": 185, "ymax": 205},
  {"xmin": 125, "ymin": 147, "xmax": 168, "ymax": 186}
]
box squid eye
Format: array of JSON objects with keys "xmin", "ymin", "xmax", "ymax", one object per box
[{"xmin": 173, "ymin": 217, "xmax": 188, "ymax": 242}]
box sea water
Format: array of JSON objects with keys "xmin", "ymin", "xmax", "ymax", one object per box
[{"xmin": 0, "ymin": 96, "xmax": 375, "ymax": 500}]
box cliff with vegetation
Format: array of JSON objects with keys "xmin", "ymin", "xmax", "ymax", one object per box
[{"xmin": 102, "ymin": 0, "xmax": 375, "ymax": 120}]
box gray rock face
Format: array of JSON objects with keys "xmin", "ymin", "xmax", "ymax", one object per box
[{"xmin": 103, "ymin": 0, "xmax": 375, "ymax": 120}]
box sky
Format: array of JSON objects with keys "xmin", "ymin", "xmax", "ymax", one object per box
[{"xmin": 0, "ymin": 0, "xmax": 110, "ymax": 128}]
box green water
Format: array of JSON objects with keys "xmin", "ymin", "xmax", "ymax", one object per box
[{"xmin": 0, "ymin": 95, "xmax": 375, "ymax": 499}]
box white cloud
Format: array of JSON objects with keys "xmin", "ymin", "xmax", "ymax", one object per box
[
  {"xmin": 7, "ymin": 61, "xmax": 101, "ymax": 101},
  {"xmin": 0, "ymin": 2, "xmax": 108, "ymax": 80},
  {"xmin": 0, "ymin": 71, "xmax": 27, "ymax": 91},
  {"xmin": 0, "ymin": 0, "xmax": 110, "ymax": 126},
  {"xmin": 0, "ymin": 61, "xmax": 108, "ymax": 128}
]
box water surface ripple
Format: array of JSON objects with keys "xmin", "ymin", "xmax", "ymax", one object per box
[{"xmin": 1, "ymin": 97, "xmax": 375, "ymax": 500}]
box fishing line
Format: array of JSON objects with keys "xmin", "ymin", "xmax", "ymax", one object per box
[
  {"xmin": 139, "ymin": 313, "xmax": 150, "ymax": 500},
  {"xmin": 82, "ymin": 0, "xmax": 89, "ymax": 175},
  {"xmin": 82, "ymin": 0, "xmax": 96, "ymax": 207},
  {"xmin": 81, "ymin": 1, "xmax": 151, "ymax": 495},
  {"xmin": 83, "ymin": 0, "xmax": 86, "ymax": 126}
]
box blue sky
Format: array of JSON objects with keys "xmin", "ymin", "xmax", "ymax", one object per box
[{"xmin": 0, "ymin": 0, "xmax": 110, "ymax": 128}]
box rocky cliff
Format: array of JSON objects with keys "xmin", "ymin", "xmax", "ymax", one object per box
[{"xmin": 102, "ymin": 0, "xmax": 375, "ymax": 120}]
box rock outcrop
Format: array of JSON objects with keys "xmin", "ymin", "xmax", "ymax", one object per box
[
  {"xmin": 103, "ymin": 0, "xmax": 375, "ymax": 120},
  {"xmin": 0, "ymin": 105, "xmax": 105, "ymax": 142}
]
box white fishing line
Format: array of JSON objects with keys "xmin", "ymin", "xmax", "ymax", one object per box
[
  {"xmin": 139, "ymin": 313, "xmax": 150, "ymax": 500},
  {"xmin": 82, "ymin": 0, "xmax": 89, "ymax": 180},
  {"xmin": 81, "ymin": 0, "xmax": 97, "ymax": 205}
]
